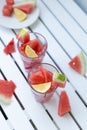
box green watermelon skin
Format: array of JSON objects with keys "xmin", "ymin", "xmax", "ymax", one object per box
[
  {"xmin": 58, "ymin": 91, "xmax": 71, "ymax": 116},
  {"xmin": 69, "ymin": 51, "xmax": 86, "ymax": 76}
]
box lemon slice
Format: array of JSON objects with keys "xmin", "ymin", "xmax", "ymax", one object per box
[
  {"xmin": 19, "ymin": 28, "xmax": 29, "ymax": 37},
  {"xmin": 14, "ymin": 8, "xmax": 27, "ymax": 22},
  {"xmin": 32, "ymin": 82, "xmax": 51, "ymax": 93},
  {"xmin": 25, "ymin": 45, "xmax": 38, "ymax": 58}
]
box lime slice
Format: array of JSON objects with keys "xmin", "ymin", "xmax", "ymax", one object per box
[
  {"xmin": 53, "ymin": 72, "xmax": 67, "ymax": 83},
  {"xmin": 25, "ymin": 45, "xmax": 38, "ymax": 58},
  {"xmin": 32, "ymin": 82, "xmax": 51, "ymax": 93},
  {"xmin": 14, "ymin": 8, "xmax": 27, "ymax": 22}
]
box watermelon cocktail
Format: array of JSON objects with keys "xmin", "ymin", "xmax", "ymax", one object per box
[
  {"xmin": 28, "ymin": 63, "xmax": 59, "ymax": 103},
  {"xmin": 17, "ymin": 30, "xmax": 47, "ymax": 72}
]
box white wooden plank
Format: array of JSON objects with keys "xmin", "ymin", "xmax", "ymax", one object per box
[
  {"xmin": 42, "ymin": 0, "xmax": 87, "ymax": 53},
  {"xmin": 0, "ymin": 42, "xmax": 58, "ymax": 130},
  {"xmin": 33, "ymin": 0, "xmax": 81, "ymax": 58},
  {"xmin": 43, "ymin": 94, "xmax": 80, "ymax": 130},
  {"xmin": 0, "ymin": 111, "xmax": 11, "ymax": 130},
  {"xmin": 0, "ymin": 74, "xmax": 34, "ymax": 130},
  {"xmin": 58, "ymin": 0, "xmax": 87, "ymax": 32}
]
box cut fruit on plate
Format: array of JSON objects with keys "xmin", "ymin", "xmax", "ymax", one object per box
[
  {"xmin": 13, "ymin": 0, "xmax": 36, "ymax": 14},
  {"xmin": 0, "ymin": 1, "xmax": 40, "ymax": 29},
  {"xmin": 53, "ymin": 72, "xmax": 67, "ymax": 88},
  {"xmin": 58, "ymin": 91, "xmax": 71, "ymax": 116},
  {"xmin": 69, "ymin": 51, "xmax": 86, "ymax": 76},
  {"xmin": 25, "ymin": 45, "xmax": 38, "ymax": 58},
  {"xmin": 32, "ymin": 82, "xmax": 51, "ymax": 93},
  {"xmin": 14, "ymin": 8, "xmax": 27, "ymax": 22}
]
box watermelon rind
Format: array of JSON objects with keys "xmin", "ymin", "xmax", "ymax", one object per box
[
  {"xmin": 13, "ymin": 0, "xmax": 36, "ymax": 7},
  {"xmin": 79, "ymin": 51, "xmax": 86, "ymax": 76},
  {"xmin": 0, "ymin": 95, "xmax": 11, "ymax": 104}
]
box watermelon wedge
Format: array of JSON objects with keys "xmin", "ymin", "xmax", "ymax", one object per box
[
  {"xmin": 28, "ymin": 39, "xmax": 44, "ymax": 55},
  {"xmin": 13, "ymin": 4, "xmax": 34, "ymax": 14},
  {"xmin": 4, "ymin": 38, "xmax": 15, "ymax": 55},
  {"xmin": 6, "ymin": 0, "xmax": 14, "ymax": 5},
  {"xmin": 69, "ymin": 51, "xmax": 86, "ymax": 76},
  {"xmin": 58, "ymin": 91, "xmax": 71, "ymax": 116},
  {"xmin": 13, "ymin": 0, "xmax": 36, "ymax": 14},
  {"xmin": 39, "ymin": 67, "xmax": 53, "ymax": 82},
  {"xmin": 2, "ymin": 4, "xmax": 13, "ymax": 16},
  {"xmin": 0, "ymin": 80, "xmax": 16, "ymax": 104},
  {"xmin": 29, "ymin": 70, "xmax": 45, "ymax": 84}
]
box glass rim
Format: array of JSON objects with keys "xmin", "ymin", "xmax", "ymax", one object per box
[
  {"xmin": 17, "ymin": 32, "xmax": 48, "ymax": 60},
  {"xmin": 28, "ymin": 63, "xmax": 59, "ymax": 95}
]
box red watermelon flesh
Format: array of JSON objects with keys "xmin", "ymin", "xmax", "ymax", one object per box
[
  {"xmin": 28, "ymin": 39, "xmax": 43, "ymax": 55},
  {"xmin": 47, "ymin": 81, "xmax": 59, "ymax": 93},
  {"xmin": 6, "ymin": 0, "xmax": 14, "ymax": 5},
  {"xmin": 58, "ymin": 91, "xmax": 71, "ymax": 116},
  {"xmin": 69, "ymin": 51, "xmax": 86, "ymax": 76},
  {"xmin": 39, "ymin": 67, "xmax": 53, "ymax": 82},
  {"xmin": 29, "ymin": 71, "xmax": 45, "ymax": 84},
  {"xmin": 28, "ymin": 67, "xmax": 59, "ymax": 93},
  {"xmin": 18, "ymin": 32, "xmax": 30, "ymax": 44},
  {"xmin": 0, "ymin": 79, "xmax": 16, "ymax": 98},
  {"xmin": 14, "ymin": 4, "xmax": 34, "ymax": 14},
  {"xmin": 4, "ymin": 38, "xmax": 15, "ymax": 54},
  {"xmin": 2, "ymin": 4, "xmax": 13, "ymax": 16}
]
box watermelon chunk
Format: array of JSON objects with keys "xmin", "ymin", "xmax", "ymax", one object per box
[
  {"xmin": 58, "ymin": 91, "xmax": 71, "ymax": 116},
  {"xmin": 0, "ymin": 79, "xmax": 16, "ymax": 104},
  {"xmin": 6, "ymin": 0, "xmax": 14, "ymax": 5},
  {"xmin": 4, "ymin": 38, "xmax": 15, "ymax": 55},
  {"xmin": 39, "ymin": 67, "xmax": 53, "ymax": 82},
  {"xmin": 14, "ymin": 4, "xmax": 34, "ymax": 14},
  {"xmin": 13, "ymin": 0, "xmax": 36, "ymax": 14},
  {"xmin": 28, "ymin": 39, "xmax": 43, "ymax": 55},
  {"xmin": 2, "ymin": 4, "xmax": 13, "ymax": 16},
  {"xmin": 29, "ymin": 71, "xmax": 45, "ymax": 84},
  {"xmin": 47, "ymin": 81, "xmax": 59, "ymax": 93},
  {"xmin": 69, "ymin": 51, "xmax": 86, "ymax": 76}
]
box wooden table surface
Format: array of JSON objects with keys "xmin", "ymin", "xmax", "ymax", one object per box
[{"xmin": 0, "ymin": 0, "xmax": 87, "ymax": 130}]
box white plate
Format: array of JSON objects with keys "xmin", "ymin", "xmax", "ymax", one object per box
[{"xmin": 0, "ymin": 1, "xmax": 40, "ymax": 29}]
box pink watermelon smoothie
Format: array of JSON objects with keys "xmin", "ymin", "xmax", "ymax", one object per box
[
  {"xmin": 28, "ymin": 63, "xmax": 59, "ymax": 103},
  {"xmin": 17, "ymin": 32, "xmax": 47, "ymax": 72}
]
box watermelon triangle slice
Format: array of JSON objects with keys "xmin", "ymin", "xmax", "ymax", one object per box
[
  {"xmin": 0, "ymin": 80, "xmax": 16, "ymax": 104},
  {"xmin": 4, "ymin": 38, "xmax": 15, "ymax": 55},
  {"xmin": 58, "ymin": 91, "xmax": 71, "ymax": 116},
  {"xmin": 14, "ymin": 4, "xmax": 34, "ymax": 14},
  {"xmin": 69, "ymin": 51, "xmax": 86, "ymax": 76}
]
